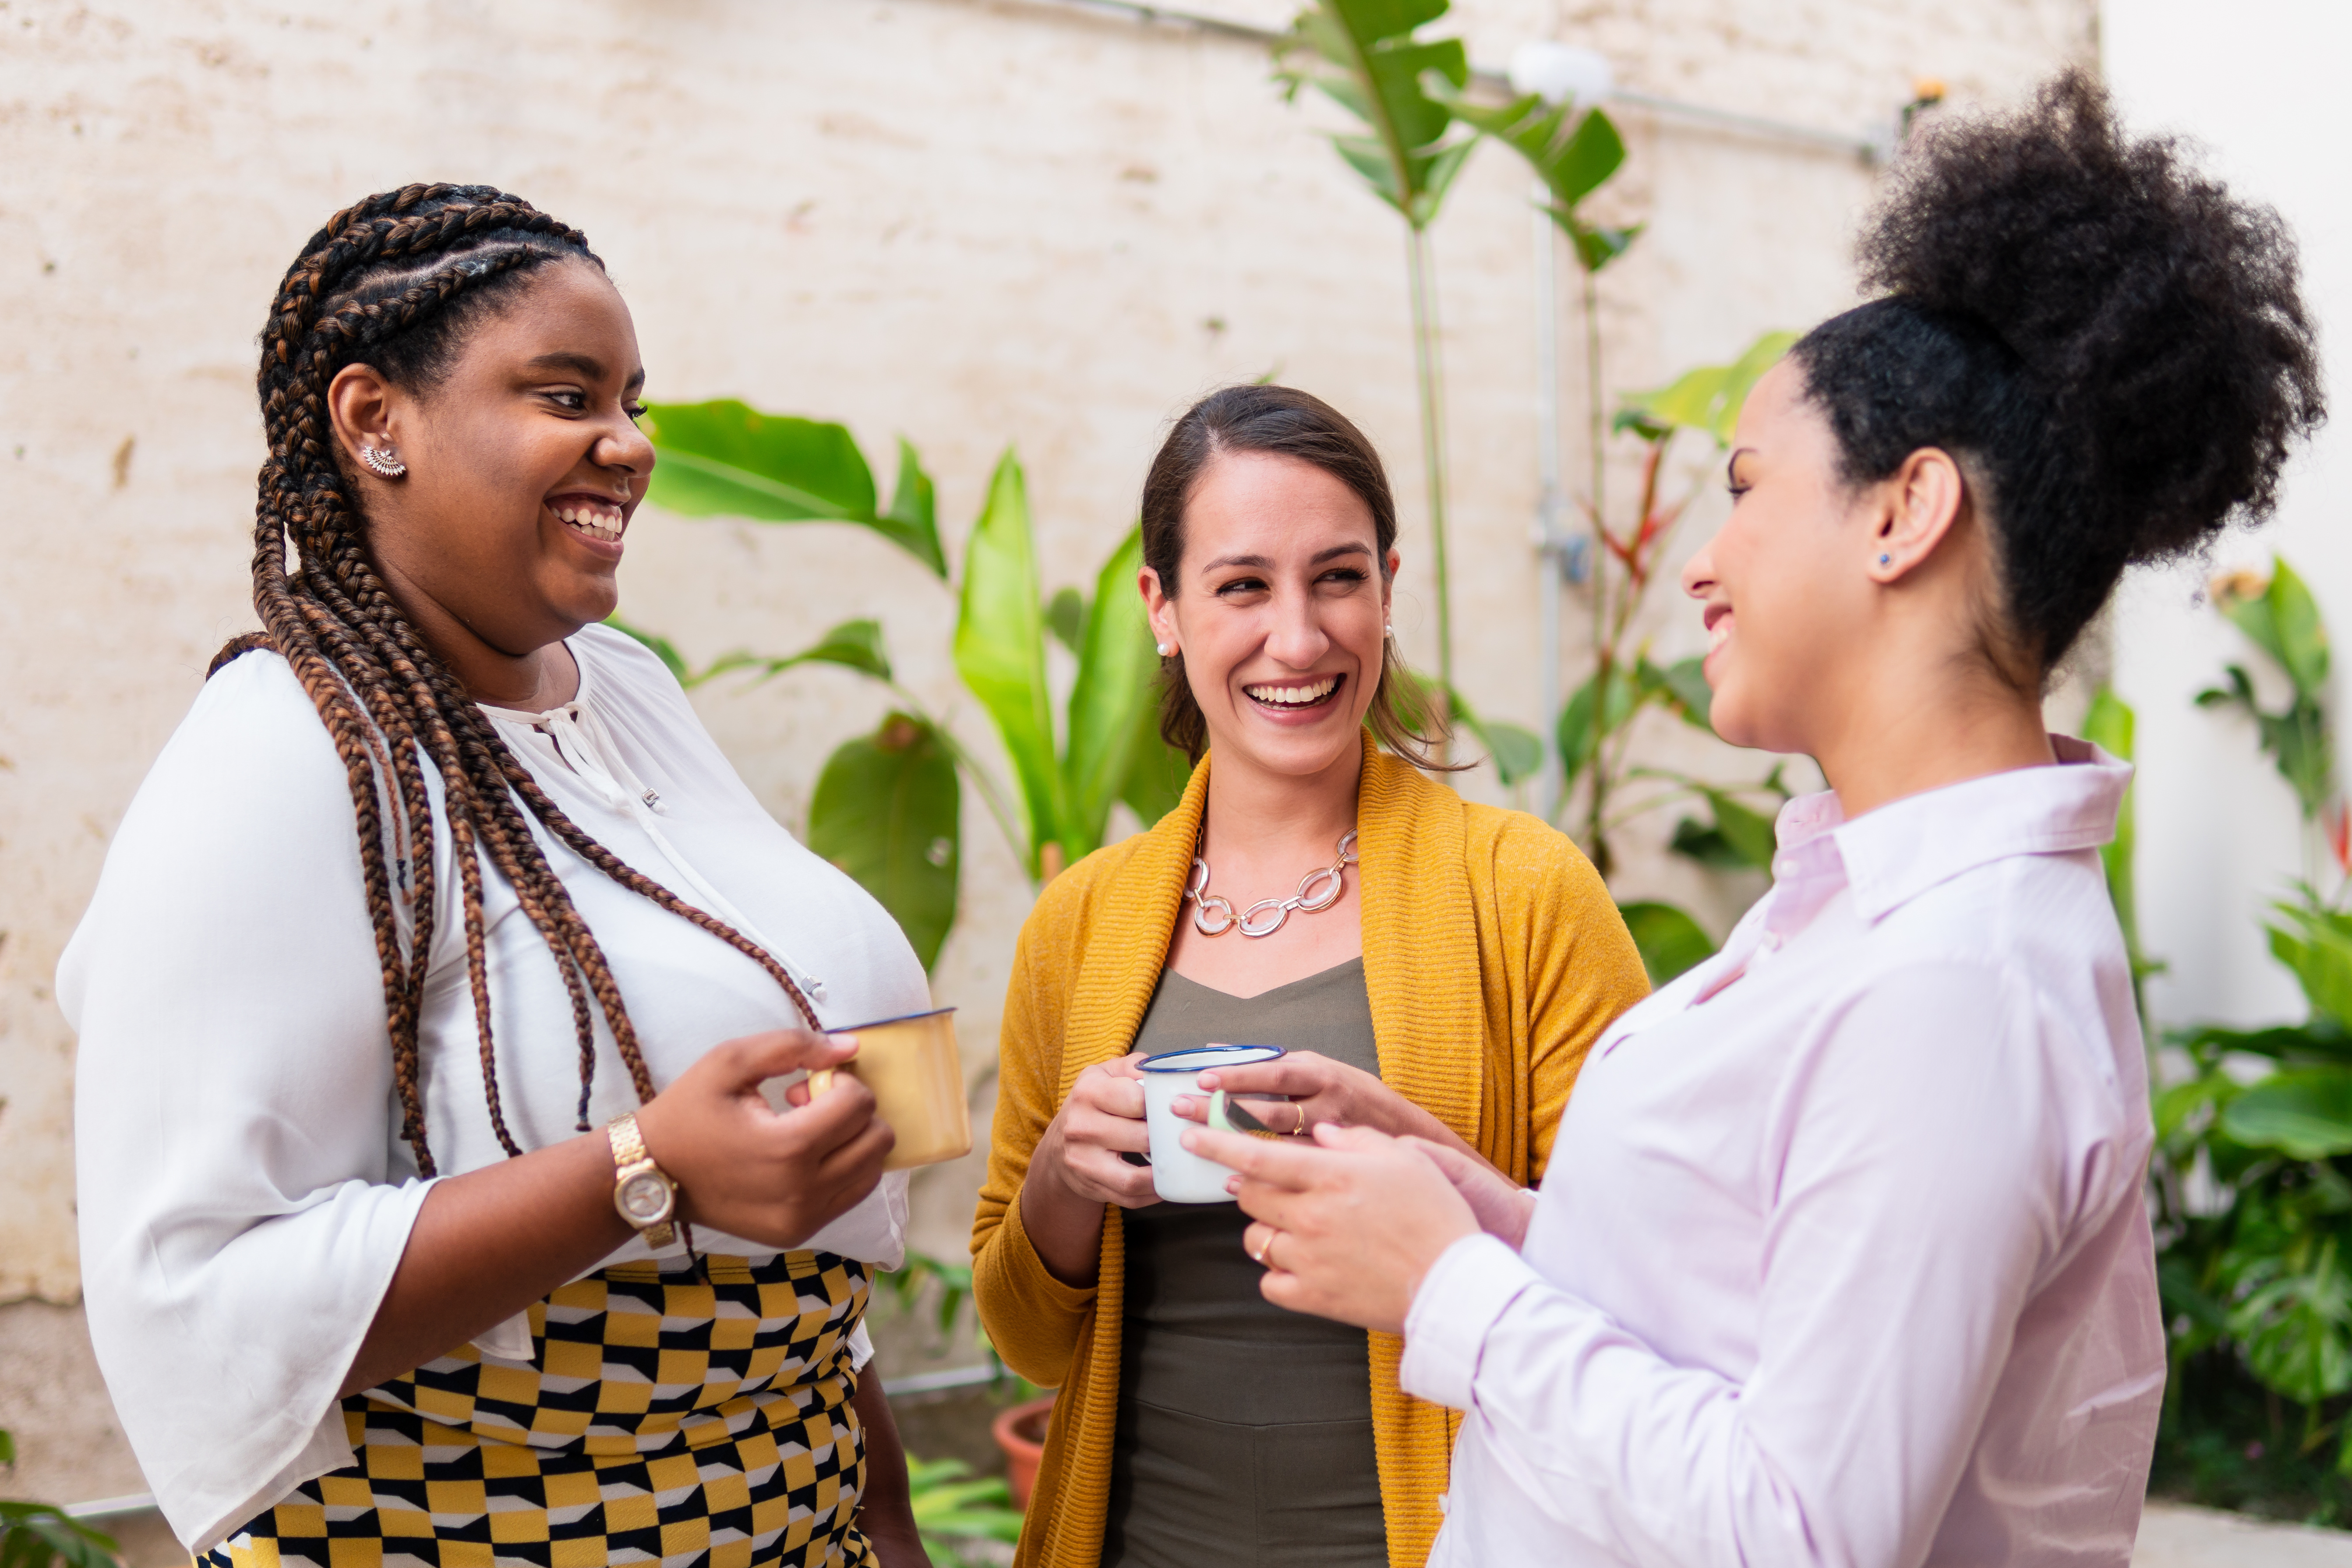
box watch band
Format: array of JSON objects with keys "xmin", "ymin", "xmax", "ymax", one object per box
[{"xmin": 607, "ymin": 1112, "xmax": 678, "ymax": 1249}]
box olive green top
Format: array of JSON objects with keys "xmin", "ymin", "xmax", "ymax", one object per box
[{"xmin": 1103, "ymin": 958, "xmax": 1387, "ymax": 1568}]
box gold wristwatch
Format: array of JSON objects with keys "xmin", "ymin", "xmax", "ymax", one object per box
[{"xmin": 607, "ymin": 1112, "xmax": 678, "ymax": 1248}]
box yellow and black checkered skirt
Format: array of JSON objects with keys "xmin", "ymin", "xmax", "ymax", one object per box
[{"xmin": 205, "ymin": 1251, "xmax": 878, "ymax": 1568}]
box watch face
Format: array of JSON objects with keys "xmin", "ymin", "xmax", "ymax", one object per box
[{"xmin": 618, "ymin": 1171, "xmax": 674, "ymax": 1225}]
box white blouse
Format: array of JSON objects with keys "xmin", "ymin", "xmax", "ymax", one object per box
[
  {"xmin": 1401, "ymin": 739, "xmax": 2164, "ymax": 1567},
  {"xmin": 62, "ymin": 624, "xmax": 932, "ymax": 1553}
]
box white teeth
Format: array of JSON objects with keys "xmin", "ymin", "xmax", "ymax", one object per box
[
  {"xmin": 1709, "ymin": 618, "xmax": 1731, "ymax": 652},
  {"xmin": 1246, "ymin": 676, "xmax": 1338, "ymax": 707},
  {"xmin": 555, "ymin": 503, "xmax": 623, "ymax": 542}
]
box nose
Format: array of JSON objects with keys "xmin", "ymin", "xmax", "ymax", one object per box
[
  {"xmin": 1682, "ymin": 541, "xmax": 1717, "ymax": 600},
  {"xmin": 596, "ymin": 412, "xmax": 657, "ymax": 492},
  {"xmin": 1264, "ymin": 583, "xmax": 1332, "ymax": 669}
]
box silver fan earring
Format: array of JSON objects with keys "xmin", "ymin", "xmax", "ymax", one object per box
[{"xmin": 360, "ymin": 444, "xmax": 407, "ymax": 480}]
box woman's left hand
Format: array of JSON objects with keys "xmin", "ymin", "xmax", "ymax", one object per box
[{"xmin": 1183, "ymin": 1121, "xmax": 1480, "ymax": 1335}]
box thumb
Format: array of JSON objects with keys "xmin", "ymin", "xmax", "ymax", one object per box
[{"xmin": 712, "ymin": 1029, "xmax": 856, "ymax": 1090}]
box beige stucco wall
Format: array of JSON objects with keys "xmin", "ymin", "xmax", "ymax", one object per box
[{"xmin": 0, "ymin": 0, "xmax": 2090, "ymax": 1503}]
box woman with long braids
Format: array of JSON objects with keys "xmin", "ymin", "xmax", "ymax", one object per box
[
  {"xmin": 1189, "ymin": 73, "xmax": 2324, "ymax": 1565},
  {"xmin": 64, "ymin": 186, "xmax": 936, "ymax": 1567}
]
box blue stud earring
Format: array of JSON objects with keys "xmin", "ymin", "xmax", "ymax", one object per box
[{"xmin": 1878, "ymin": 554, "xmax": 1892, "ymax": 567}]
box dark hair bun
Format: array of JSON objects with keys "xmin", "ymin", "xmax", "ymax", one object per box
[{"xmin": 1797, "ymin": 68, "xmax": 2323, "ymax": 667}]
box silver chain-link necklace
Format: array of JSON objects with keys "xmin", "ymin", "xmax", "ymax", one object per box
[{"xmin": 1183, "ymin": 829, "xmax": 1359, "ymax": 938}]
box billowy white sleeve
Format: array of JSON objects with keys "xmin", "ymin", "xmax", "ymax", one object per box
[
  {"xmin": 1401, "ymin": 963, "xmax": 2110, "ymax": 1568},
  {"xmin": 61, "ymin": 655, "xmax": 437, "ymax": 1554}
]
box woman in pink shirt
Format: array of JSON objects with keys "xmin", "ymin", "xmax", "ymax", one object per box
[{"xmin": 1188, "ymin": 71, "xmax": 2323, "ymax": 1567}]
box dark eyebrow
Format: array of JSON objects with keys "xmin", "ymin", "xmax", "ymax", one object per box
[
  {"xmin": 526, "ymin": 351, "xmax": 646, "ymax": 391},
  {"xmin": 1198, "ymin": 541, "xmax": 1374, "ymax": 574}
]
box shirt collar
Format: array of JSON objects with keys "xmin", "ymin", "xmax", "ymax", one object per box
[{"xmin": 1773, "ymin": 735, "xmax": 2130, "ymax": 925}]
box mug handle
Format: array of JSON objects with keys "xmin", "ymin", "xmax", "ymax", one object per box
[{"xmin": 806, "ymin": 1068, "xmax": 836, "ymax": 1095}]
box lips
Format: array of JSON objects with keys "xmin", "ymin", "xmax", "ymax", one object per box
[{"xmin": 1243, "ymin": 674, "xmax": 1343, "ymax": 712}]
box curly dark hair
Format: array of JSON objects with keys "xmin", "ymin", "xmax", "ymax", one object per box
[{"xmin": 1793, "ymin": 67, "xmax": 2323, "ymax": 673}]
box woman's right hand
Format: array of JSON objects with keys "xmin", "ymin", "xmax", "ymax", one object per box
[
  {"xmin": 633, "ymin": 1029, "xmax": 895, "ymax": 1249},
  {"xmin": 1402, "ymin": 1135, "xmax": 1537, "ymax": 1250},
  {"xmin": 1031, "ymin": 1053, "xmax": 1159, "ymax": 1211}
]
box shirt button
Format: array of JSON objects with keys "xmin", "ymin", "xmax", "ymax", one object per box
[{"xmin": 1762, "ymin": 931, "xmax": 1783, "ymax": 951}]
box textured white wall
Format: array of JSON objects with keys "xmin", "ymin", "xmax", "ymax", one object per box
[
  {"xmin": 0, "ymin": 0, "xmax": 2089, "ymax": 1501},
  {"xmin": 2105, "ymin": 0, "xmax": 2352, "ymax": 1031}
]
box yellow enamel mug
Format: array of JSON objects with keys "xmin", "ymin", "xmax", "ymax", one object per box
[{"xmin": 806, "ymin": 1007, "xmax": 972, "ymax": 1171}]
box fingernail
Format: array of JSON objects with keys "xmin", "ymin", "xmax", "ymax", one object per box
[{"xmin": 829, "ymin": 1032, "xmax": 858, "ymax": 1052}]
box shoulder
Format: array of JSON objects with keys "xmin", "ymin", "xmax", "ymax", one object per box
[
  {"xmin": 572, "ymin": 620, "xmax": 693, "ymax": 698},
  {"xmin": 138, "ymin": 648, "xmax": 355, "ymax": 823}
]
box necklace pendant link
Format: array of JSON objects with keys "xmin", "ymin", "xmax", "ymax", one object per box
[{"xmin": 1236, "ymin": 898, "xmax": 1292, "ymax": 938}]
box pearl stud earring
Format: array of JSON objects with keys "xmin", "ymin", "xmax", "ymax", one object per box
[
  {"xmin": 1155, "ymin": 642, "xmax": 1173, "ymax": 657},
  {"xmin": 360, "ymin": 445, "xmax": 407, "ymax": 480}
]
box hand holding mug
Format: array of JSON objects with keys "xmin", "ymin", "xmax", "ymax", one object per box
[
  {"xmin": 1177, "ymin": 1049, "xmax": 1415, "ymax": 1138},
  {"xmin": 633, "ymin": 1029, "xmax": 895, "ymax": 1249},
  {"xmin": 1035, "ymin": 1053, "xmax": 1159, "ymax": 1210}
]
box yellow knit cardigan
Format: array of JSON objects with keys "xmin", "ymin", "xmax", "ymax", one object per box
[{"xmin": 969, "ymin": 738, "xmax": 1650, "ymax": 1568}]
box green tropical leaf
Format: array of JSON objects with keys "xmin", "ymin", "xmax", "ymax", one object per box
[
  {"xmin": 805, "ymin": 713, "xmax": 960, "ymax": 970},
  {"xmin": 640, "ymin": 400, "xmax": 946, "ymax": 577},
  {"xmin": 906, "ymin": 1457, "xmax": 1026, "ymax": 1546},
  {"xmin": 1667, "ymin": 787, "xmax": 1777, "ymax": 871},
  {"xmin": 1045, "ymin": 586, "xmax": 1088, "ymax": 654},
  {"xmin": 1444, "ymin": 685, "xmax": 1543, "ymax": 786},
  {"xmin": 702, "ymin": 618, "xmax": 895, "ymax": 687},
  {"xmin": 954, "ymin": 450, "xmax": 1063, "ymax": 877},
  {"xmin": 1556, "ymin": 665, "xmax": 1637, "ymax": 788},
  {"xmin": 2224, "ymin": 558, "xmax": 2330, "ymax": 697},
  {"xmin": 1122, "ymin": 714, "xmax": 1193, "ymax": 829},
  {"xmin": 2220, "ymin": 1067, "xmax": 2352, "ymax": 1158},
  {"xmin": 1637, "ymin": 655, "xmax": 1714, "ymax": 734},
  {"xmin": 1618, "ymin": 901, "xmax": 1714, "ymax": 986},
  {"xmin": 1277, "ymin": 0, "xmax": 1473, "ymax": 229},
  {"xmin": 0, "ymin": 1503, "xmax": 120, "ymax": 1568},
  {"xmin": 2270, "ymin": 900, "xmax": 2352, "ymax": 1028},
  {"xmin": 1423, "ymin": 81, "xmax": 1627, "ymax": 253},
  {"xmin": 2228, "ymin": 1235, "xmax": 2352, "ymax": 1405},
  {"xmin": 1619, "ymin": 331, "xmax": 1798, "ymax": 446},
  {"xmin": 1063, "ymin": 527, "xmax": 1162, "ymax": 857},
  {"xmin": 1568, "ymin": 217, "xmax": 1640, "ymax": 274}
]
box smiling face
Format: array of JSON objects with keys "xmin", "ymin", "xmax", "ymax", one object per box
[
  {"xmin": 1142, "ymin": 450, "xmax": 1395, "ymax": 784},
  {"xmin": 328, "ymin": 258, "xmax": 655, "ymax": 672},
  {"xmin": 1680, "ymin": 358, "xmax": 1881, "ymax": 756}
]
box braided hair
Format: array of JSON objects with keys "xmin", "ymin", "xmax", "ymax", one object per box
[{"xmin": 214, "ymin": 183, "xmax": 819, "ymax": 1177}]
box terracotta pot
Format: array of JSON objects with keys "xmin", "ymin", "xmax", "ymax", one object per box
[{"xmin": 990, "ymin": 1393, "xmax": 1056, "ymax": 1510}]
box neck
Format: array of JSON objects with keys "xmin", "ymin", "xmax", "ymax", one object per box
[
  {"xmin": 1812, "ymin": 655, "xmax": 2055, "ymax": 820},
  {"xmin": 381, "ymin": 566, "xmax": 577, "ymax": 710},
  {"xmin": 1201, "ymin": 735, "xmax": 1364, "ymax": 861}
]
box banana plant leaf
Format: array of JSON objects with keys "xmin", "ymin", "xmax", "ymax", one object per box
[
  {"xmin": 1556, "ymin": 664, "xmax": 1638, "ymax": 787},
  {"xmin": 2223, "ymin": 557, "xmax": 2330, "ymax": 698},
  {"xmin": 2220, "ymin": 1067, "xmax": 2352, "ymax": 1159},
  {"xmin": 1122, "ymin": 713, "xmax": 1194, "ymax": 828},
  {"xmin": 1444, "ymin": 684, "xmax": 1543, "ymax": 787},
  {"xmin": 699, "ymin": 619, "xmax": 895, "ymax": 686},
  {"xmin": 806, "ymin": 713, "xmax": 960, "ymax": 971},
  {"xmin": 1617, "ymin": 332, "xmax": 1798, "ymax": 447},
  {"xmin": 1278, "ymin": 0, "xmax": 1473, "ymax": 228},
  {"xmin": 954, "ymin": 451, "xmax": 1065, "ymax": 877},
  {"xmin": 1063, "ymin": 527, "xmax": 1161, "ymax": 858},
  {"xmin": 1424, "ymin": 79, "xmax": 1635, "ymax": 272},
  {"xmin": 0, "ymin": 1500, "xmax": 120, "ymax": 1568},
  {"xmin": 639, "ymin": 400, "xmax": 946, "ymax": 578},
  {"xmin": 1618, "ymin": 900, "xmax": 1714, "ymax": 986},
  {"xmin": 2271, "ymin": 899, "xmax": 2352, "ymax": 1029}
]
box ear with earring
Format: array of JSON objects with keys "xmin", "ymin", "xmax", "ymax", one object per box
[{"xmin": 360, "ymin": 443, "xmax": 407, "ymax": 480}]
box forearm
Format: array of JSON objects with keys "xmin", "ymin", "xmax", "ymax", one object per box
[
  {"xmin": 340, "ymin": 1129, "xmax": 629, "ymax": 1395},
  {"xmin": 1015, "ymin": 1149, "xmax": 1108, "ymax": 1288},
  {"xmin": 851, "ymin": 1370, "xmax": 931, "ymax": 1565}
]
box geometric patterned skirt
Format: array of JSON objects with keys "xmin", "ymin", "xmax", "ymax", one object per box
[{"xmin": 203, "ymin": 1252, "xmax": 879, "ymax": 1568}]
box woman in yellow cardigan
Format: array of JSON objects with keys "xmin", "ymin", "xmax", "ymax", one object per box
[{"xmin": 970, "ymin": 384, "xmax": 1648, "ymax": 1568}]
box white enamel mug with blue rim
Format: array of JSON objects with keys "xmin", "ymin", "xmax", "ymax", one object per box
[{"xmin": 1138, "ymin": 1044, "xmax": 1287, "ymax": 1203}]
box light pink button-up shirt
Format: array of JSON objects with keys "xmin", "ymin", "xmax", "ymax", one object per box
[{"xmin": 1402, "ymin": 738, "xmax": 2165, "ymax": 1567}]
